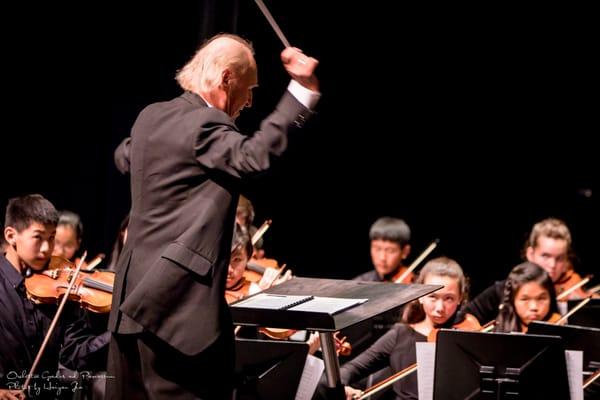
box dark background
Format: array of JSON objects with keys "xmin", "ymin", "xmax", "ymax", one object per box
[{"xmin": 4, "ymin": 1, "xmax": 596, "ymax": 296}]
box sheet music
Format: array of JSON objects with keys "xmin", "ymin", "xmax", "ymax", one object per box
[
  {"xmin": 416, "ymin": 342, "xmax": 436, "ymax": 400},
  {"xmin": 295, "ymin": 354, "xmax": 325, "ymax": 400},
  {"xmin": 565, "ymin": 350, "xmax": 583, "ymax": 400},
  {"xmin": 287, "ymin": 297, "xmax": 368, "ymax": 315},
  {"xmin": 231, "ymin": 293, "xmax": 314, "ymax": 310}
]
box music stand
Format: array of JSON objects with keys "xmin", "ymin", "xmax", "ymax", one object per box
[
  {"xmin": 231, "ymin": 277, "xmax": 441, "ymax": 400},
  {"xmin": 433, "ymin": 329, "xmax": 569, "ymax": 400},
  {"xmin": 566, "ymin": 298, "xmax": 600, "ymax": 328},
  {"xmin": 528, "ymin": 320, "xmax": 600, "ymax": 371},
  {"xmin": 234, "ymin": 338, "xmax": 308, "ymax": 400}
]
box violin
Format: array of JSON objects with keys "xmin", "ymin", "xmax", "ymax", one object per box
[
  {"xmin": 555, "ymin": 270, "xmax": 591, "ymax": 301},
  {"xmin": 393, "ymin": 239, "xmax": 439, "ymax": 284},
  {"xmin": 24, "ymin": 256, "xmax": 115, "ymax": 313},
  {"xmin": 244, "ymin": 257, "xmax": 280, "ymax": 283},
  {"xmin": 390, "ymin": 266, "xmax": 414, "ymax": 284},
  {"xmin": 259, "ymin": 328, "xmax": 352, "ymax": 356},
  {"xmin": 225, "ymin": 278, "xmax": 252, "ymax": 304},
  {"xmin": 427, "ymin": 312, "xmax": 481, "ymax": 342}
]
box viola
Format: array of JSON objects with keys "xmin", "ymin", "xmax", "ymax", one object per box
[{"xmin": 25, "ymin": 256, "xmax": 115, "ymax": 313}]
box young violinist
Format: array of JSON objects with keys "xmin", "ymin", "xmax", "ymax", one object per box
[
  {"xmin": 494, "ymin": 262, "xmax": 560, "ymax": 333},
  {"xmin": 225, "ymin": 225, "xmax": 290, "ymax": 304},
  {"xmin": 354, "ymin": 217, "xmax": 413, "ymax": 284},
  {"xmin": 338, "ymin": 257, "xmax": 479, "ymax": 400},
  {"xmin": 1, "ymin": 194, "xmax": 110, "ymax": 399},
  {"xmin": 52, "ymin": 210, "xmax": 83, "ymax": 262},
  {"xmin": 344, "ymin": 217, "xmax": 415, "ymax": 368},
  {"xmin": 465, "ymin": 218, "xmax": 588, "ymax": 325}
]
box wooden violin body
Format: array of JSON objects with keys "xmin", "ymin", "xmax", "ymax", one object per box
[
  {"xmin": 244, "ymin": 257, "xmax": 280, "ymax": 283},
  {"xmin": 25, "ymin": 256, "xmax": 115, "ymax": 313},
  {"xmin": 427, "ymin": 313, "xmax": 481, "ymax": 342}
]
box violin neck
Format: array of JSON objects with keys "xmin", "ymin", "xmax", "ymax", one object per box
[
  {"xmin": 246, "ymin": 261, "xmax": 266, "ymax": 274},
  {"xmin": 82, "ymin": 277, "xmax": 113, "ymax": 294}
]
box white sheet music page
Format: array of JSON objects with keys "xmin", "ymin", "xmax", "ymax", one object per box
[
  {"xmin": 295, "ymin": 354, "xmax": 325, "ymax": 400},
  {"xmin": 416, "ymin": 342, "xmax": 436, "ymax": 400},
  {"xmin": 287, "ymin": 297, "xmax": 368, "ymax": 315},
  {"xmin": 231, "ymin": 293, "xmax": 313, "ymax": 309},
  {"xmin": 565, "ymin": 350, "xmax": 583, "ymax": 400}
]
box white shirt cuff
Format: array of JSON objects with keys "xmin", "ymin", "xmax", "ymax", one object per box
[{"xmin": 287, "ymin": 80, "xmax": 321, "ymax": 110}]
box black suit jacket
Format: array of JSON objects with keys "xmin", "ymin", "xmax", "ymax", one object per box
[{"xmin": 108, "ymin": 90, "xmax": 312, "ymax": 356}]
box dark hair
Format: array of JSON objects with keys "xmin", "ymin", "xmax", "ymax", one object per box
[
  {"xmin": 106, "ymin": 214, "xmax": 129, "ymax": 271},
  {"xmin": 58, "ymin": 210, "xmax": 84, "ymax": 241},
  {"xmin": 232, "ymin": 223, "xmax": 253, "ymax": 259},
  {"xmin": 5, "ymin": 194, "xmax": 58, "ymax": 232},
  {"xmin": 403, "ymin": 256, "xmax": 468, "ymax": 325},
  {"xmin": 369, "ymin": 217, "xmax": 411, "ymax": 247},
  {"xmin": 495, "ymin": 262, "xmax": 558, "ymax": 333}
]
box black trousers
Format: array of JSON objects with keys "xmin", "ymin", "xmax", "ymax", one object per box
[{"xmin": 106, "ymin": 331, "xmax": 234, "ymax": 400}]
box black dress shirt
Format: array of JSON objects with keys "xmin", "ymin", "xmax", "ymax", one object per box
[{"xmin": 0, "ymin": 255, "xmax": 109, "ymax": 398}]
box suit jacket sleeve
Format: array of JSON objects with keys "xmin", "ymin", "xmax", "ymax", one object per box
[{"xmin": 193, "ymin": 91, "xmax": 311, "ymax": 177}]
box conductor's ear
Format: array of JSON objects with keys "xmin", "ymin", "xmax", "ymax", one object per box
[{"xmin": 222, "ymin": 69, "xmax": 233, "ymax": 88}]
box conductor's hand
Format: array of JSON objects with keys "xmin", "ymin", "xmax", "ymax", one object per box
[{"xmin": 281, "ymin": 47, "xmax": 319, "ymax": 92}]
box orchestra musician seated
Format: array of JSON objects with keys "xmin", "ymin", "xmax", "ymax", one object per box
[
  {"xmin": 493, "ymin": 262, "xmax": 561, "ymax": 333},
  {"xmin": 1, "ymin": 194, "xmax": 110, "ymax": 400},
  {"xmin": 466, "ymin": 218, "xmax": 593, "ymax": 325},
  {"xmin": 319, "ymin": 257, "xmax": 480, "ymax": 400}
]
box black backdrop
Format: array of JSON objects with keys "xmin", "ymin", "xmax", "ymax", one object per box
[{"xmin": 4, "ymin": 1, "xmax": 595, "ymax": 296}]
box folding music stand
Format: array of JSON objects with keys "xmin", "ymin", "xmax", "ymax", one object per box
[
  {"xmin": 231, "ymin": 277, "xmax": 441, "ymax": 400},
  {"xmin": 566, "ymin": 298, "xmax": 600, "ymax": 328},
  {"xmin": 234, "ymin": 338, "xmax": 308, "ymax": 400},
  {"xmin": 433, "ymin": 329, "xmax": 569, "ymax": 400},
  {"xmin": 528, "ymin": 320, "xmax": 600, "ymax": 371}
]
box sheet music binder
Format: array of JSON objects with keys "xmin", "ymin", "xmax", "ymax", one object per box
[
  {"xmin": 231, "ymin": 293, "xmax": 369, "ymax": 330},
  {"xmin": 232, "ymin": 293, "xmax": 315, "ymax": 310},
  {"xmin": 231, "ymin": 293, "xmax": 368, "ymax": 314}
]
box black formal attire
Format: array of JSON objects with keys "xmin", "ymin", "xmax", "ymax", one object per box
[
  {"xmin": 0, "ymin": 255, "xmax": 109, "ymax": 399},
  {"xmin": 340, "ymin": 324, "xmax": 426, "ymax": 400},
  {"xmin": 463, "ymin": 280, "xmax": 505, "ymax": 325},
  {"xmin": 107, "ymin": 85, "xmax": 317, "ymax": 399}
]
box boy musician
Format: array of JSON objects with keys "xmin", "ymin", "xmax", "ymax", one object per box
[
  {"xmin": 1, "ymin": 194, "xmax": 109, "ymax": 399},
  {"xmin": 354, "ymin": 217, "xmax": 413, "ymax": 283}
]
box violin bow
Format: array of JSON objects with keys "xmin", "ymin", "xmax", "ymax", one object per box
[
  {"xmin": 83, "ymin": 254, "xmax": 105, "ymax": 271},
  {"xmin": 22, "ymin": 252, "xmax": 87, "ymax": 394},
  {"xmin": 394, "ymin": 239, "xmax": 440, "ymax": 284},
  {"xmin": 556, "ymin": 274, "xmax": 593, "ymax": 301},
  {"xmin": 583, "ymin": 368, "xmax": 600, "ymax": 390},
  {"xmin": 556, "ymin": 296, "xmax": 591, "ymax": 325},
  {"xmin": 253, "ymin": 0, "xmax": 290, "ymax": 48},
  {"xmin": 251, "ymin": 219, "xmax": 272, "ymax": 246}
]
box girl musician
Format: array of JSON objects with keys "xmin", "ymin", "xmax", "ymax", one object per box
[
  {"xmin": 52, "ymin": 210, "xmax": 83, "ymax": 262},
  {"xmin": 466, "ymin": 217, "xmax": 589, "ymax": 325},
  {"xmin": 340, "ymin": 257, "xmax": 480, "ymax": 400},
  {"xmin": 494, "ymin": 262, "xmax": 560, "ymax": 333}
]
